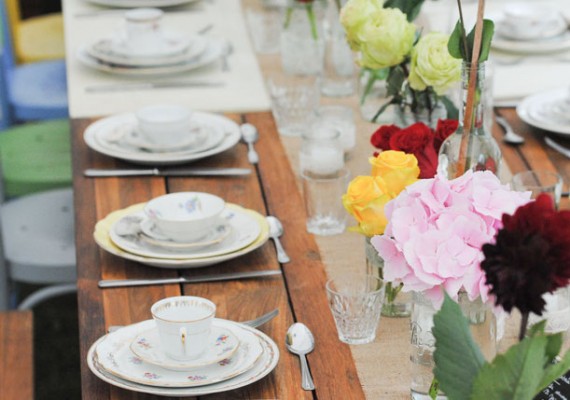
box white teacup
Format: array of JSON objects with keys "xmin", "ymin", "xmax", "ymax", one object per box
[
  {"xmin": 135, "ymin": 104, "xmax": 194, "ymax": 148},
  {"xmin": 144, "ymin": 192, "xmax": 226, "ymax": 242},
  {"xmin": 151, "ymin": 296, "xmax": 216, "ymax": 361},
  {"xmin": 124, "ymin": 8, "xmax": 164, "ymax": 56}
]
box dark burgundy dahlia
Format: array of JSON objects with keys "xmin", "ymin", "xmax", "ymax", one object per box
[{"xmin": 481, "ymin": 194, "xmax": 570, "ymax": 316}]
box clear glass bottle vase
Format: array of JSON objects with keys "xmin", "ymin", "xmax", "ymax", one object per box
[
  {"xmin": 438, "ymin": 62, "xmax": 501, "ymax": 179},
  {"xmin": 280, "ymin": 0, "xmax": 327, "ymax": 76}
]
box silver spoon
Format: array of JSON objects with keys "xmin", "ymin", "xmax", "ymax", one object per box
[
  {"xmin": 286, "ymin": 322, "xmax": 315, "ymax": 391},
  {"xmin": 241, "ymin": 123, "xmax": 260, "ymax": 164},
  {"xmin": 495, "ymin": 116, "xmax": 525, "ymax": 145},
  {"xmin": 266, "ymin": 216, "xmax": 290, "ymax": 263}
]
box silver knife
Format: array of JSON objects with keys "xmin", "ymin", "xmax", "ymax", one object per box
[
  {"xmin": 98, "ymin": 269, "xmax": 282, "ymax": 288},
  {"xmin": 85, "ymin": 81, "xmax": 225, "ymax": 93},
  {"xmin": 545, "ymin": 137, "xmax": 570, "ymax": 159},
  {"xmin": 84, "ymin": 167, "xmax": 251, "ymax": 177}
]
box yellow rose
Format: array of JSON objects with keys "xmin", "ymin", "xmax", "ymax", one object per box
[
  {"xmin": 408, "ymin": 32, "xmax": 462, "ymax": 95},
  {"xmin": 342, "ymin": 175, "xmax": 391, "ymax": 236},
  {"xmin": 369, "ymin": 151, "xmax": 420, "ymax": 197}
]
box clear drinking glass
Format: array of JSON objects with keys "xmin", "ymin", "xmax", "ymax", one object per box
[
  {"xmin": 315, "ymin": 105, "xmax": 356, "ymax": 153},
  {"xmin": 302, "ymin": 168, "xmax": 349, "ymax": 236},
  {"xmin": 244, "ymin": 0, "xmax": 283, "ymax": 54},
  {"xmin": 511, "ymin": 170, "xmax": 563, "ymax": 209},
  {"xmin": 326, "ymin": 273, "xmax": 385, "ymax": 344},
  {"xmin": 267, "ymin": 73, "xmax": 320, "ymax": 137}
]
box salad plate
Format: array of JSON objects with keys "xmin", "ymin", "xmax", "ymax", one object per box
[
  {"xmin": 84, "ymin": 111, "xmax": 239, "ymax": 165},
  {"xmin": 87, "ymin": 34, "xmax": 207, "ymax": 67},
  {"xmin": 130, "ymin": 325, "xmax": 240, "ymax": 371},
  {"xmin": 109, "ymin": 207, "xmax": 262, "ymax": 260},
  {"xmin": 94, "ymin": 203, "xmax": 270, "ymax": 269},
  {"xmin": 95, "ymin": 319, "xmax": 264, "ymax": 387},
  {"xmin": 517, "ymin": 88, "xmax": 570, "ymax": 136},
  {"xmin": 87, "ymin": 320, "xmax": 278, "ymax": 396},
  {"xmin": 76, "ymin": 37, "xmax": 225, "ymax": 76}
]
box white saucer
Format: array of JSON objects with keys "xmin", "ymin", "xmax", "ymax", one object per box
[
  {"xmin": 121, "ymin": 125, "xmax": 202, "ymax": 153},
  {"xmin": 492, "ymin": 27, "xmax": 570, "ymax": 54},
  {"xmin": 140, "ymin": 220, "xmax": 232, "ymax": 249},
  {"xmin": 94, "ymin": 203, "xmax": 270, "ymax": 269},
  {"xmin": 110, "ymin": 31, "xmax": 191, "ymax": 58},
  {"xmin": 84, "ymin": 111, "xmax": 237, "ymax": 166},
  {"xmin": 109, "ymin": 206, "xmax": 262, "ymax": 260},
  {"xmin": 130, "ymin": 325, "xmax": 240, "ymax": 370},
  {"xmin": 87, "ymin": 34, "xmax": 208, "ymax": 67},
  {"xmin": 95, "ymin": 319, "xmax": 265, "ymax": 387},
  {"xmin": 87, "ymin": 319, "xmax": 278, "ymax": 396},
  {"xmin": 86, "ymin": 0, "xmax": 200, "ymax": 7},
  {"xmin": 517, "ymin": 88, "xmax": 570, "ymax": 136},
  {"xmin": 496, "ymin": 17, "xmax": 568, "ymax": 42}
]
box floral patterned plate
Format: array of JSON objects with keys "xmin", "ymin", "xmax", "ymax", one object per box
[
  {"xmin": 95, "ymin": 319, "xmax": 264, "ymax": 387},
  {"xmin": 87, "ymin": 324, "xmax": 279, "ymax": 396},
  {"xmin": 130, "ymin": 325, "xmax": 240, "ymax": 371}
]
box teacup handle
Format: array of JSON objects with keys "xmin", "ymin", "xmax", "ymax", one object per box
[{"xmin": 180, "ymin": 327, "xmax": 187, "ymax": 356}]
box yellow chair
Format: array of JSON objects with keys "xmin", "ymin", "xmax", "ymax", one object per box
[{"xmin": 5, "ymin": 0, "xmax": 64, "ymax": 63}]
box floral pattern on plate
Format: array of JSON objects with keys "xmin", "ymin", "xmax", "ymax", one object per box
[
  {"xmin": 130, "ymin": 325, "xmax": 240, "ymax": 370},
  {"xmin": 139, "ymin": 220, "xmax": 232, "ymax": 250},
  {"xmin": 109, "ymin": 206, "xmax": 261, "ymax": 260},
  {"xmin": 95, "ymin": 319, "xmax": 264, "ymax": 387},
  {"xmin": 87, "ymin": 323, "xmax": 279, "ymax": 396}
]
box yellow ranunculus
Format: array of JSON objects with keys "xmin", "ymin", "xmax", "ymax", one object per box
[
  {"xmin": 357, "ymin": 8, "xmax": 416, "ymax": 69},
  {"xmin": 339, "ymin": 0, "xmax": 384, "ymax": 51},
  {"xmin": 342, "ymin": 175, "xmax": 392, "ymax": 236},
  {"xmin": 408, "ymin": 32, "xmax": 461, "ymax": 95}
]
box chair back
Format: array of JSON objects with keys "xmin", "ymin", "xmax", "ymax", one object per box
[{"xmin": 0, "ymin": 6, "xmax": 13, "ymax": 129}]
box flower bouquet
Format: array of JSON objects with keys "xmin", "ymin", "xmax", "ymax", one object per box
[
  {"xmin": 432, "ymin": 194, "xmax": 570, "ymax": 399},
  {"xmin": 340, "ymin": 0, "xmax": 461, "ymax": 126},
  {"xmin": 342, "ymin": 150, "xmax": 420, "ymax": 316}
]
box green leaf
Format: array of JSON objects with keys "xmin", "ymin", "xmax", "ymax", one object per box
[
  {"xmin": 471, "ymin": 335, "xmax": 549, "ymax": 400},
  {"xmin": 386, "ymin": 66, "xmax": 405, "ymax": 97},
  {"xmin": 384, "ymin": 0, "xmax": 425, "ymax": 21},
  {"xmin": 447, "ymin": 19, "xmax": 495, "ymax": 62},
  {"xmin": 440, "ymin": 96, "xmax": 458, "ymax": 120},
  {"xmin": 527, "ymin": 320, "xmax": 547, "ymax": 338},
  {"xmin": 447, "ymin": 21, "xmax": 466, "ymax": 60},
  {"xmin": 478, "ymin": 19, "xmax": 495, "ymax": 62},
  {"xmin": 537, "ymin": 350, "xmax": 570, "ymax": 392},
  {"xmin": 543, "ymin": 332, "xmax": 563, "ymax": 366},
  {"xmin": 432, "ymin": 293, "xmax": 486, "ymax": 400},
  {"xmin": 429, "ymin": 378, "xmax": 439, "ymax": 400}
]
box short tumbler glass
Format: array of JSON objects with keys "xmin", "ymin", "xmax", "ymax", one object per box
[
  {"xmin": 326, "ymin": 273, "xmax": 385, "ymax": 344},
  {"xmin": 511, "ymin": 170, "xmax": 563, "ymax": 209}
]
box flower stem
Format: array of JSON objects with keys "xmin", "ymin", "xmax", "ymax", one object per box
[
  {"xmin": 306, "ymin": 4, "xmax": 318, "ymax": 40},
  {"xmin": 519, "ymin": 312, "xmax": 529, "ymax": 341},
  {"xmin": 283, "ymin": 7, "xmax": 293, "ymax": 30}
]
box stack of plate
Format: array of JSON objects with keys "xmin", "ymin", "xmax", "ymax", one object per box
[
  {"xmin": 77, "ymin": 31, "xmax": 226, "ymax": 76},
  {"xmin": 94, "ymin": 202, "xmax": 270, "ymax": 268},
  {"xmin": 87, "ymin": 318, "xmax": 279, "ymax": 396},
  {"xmin": 517, "ymin": 88, "xmax": 570, "ymax": 135},
  {"xmin": 86, "ymin": 0, "xmax": 200, "ymax": 7},
  {"xmin": 83, "ymin": 111, "xmax": 241, "ymax": 165}
]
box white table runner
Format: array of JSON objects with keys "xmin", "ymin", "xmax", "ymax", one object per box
[{"xmin": 62, "ymin": 0, "xmax": 271, "ymax": 118}]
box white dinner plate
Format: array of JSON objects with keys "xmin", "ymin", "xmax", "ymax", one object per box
[
  {"xmin": 109, "ymin": 206, "xmax": 262, "ymax": 260},
  {"xmin": 96, "ymin": 319, "xmax": 264, "ymax": 387},
  {"xmin": 94, "ymin": 203, "xmax": 270, "ymax": 269},
  {"xmin": 517, "ymin": 88, "xmax": 570, "ymax": 136},
  {"xmin": 492, "ymin": 27, "xmax": 570, "ymax": 54},
  {"xmin": 76, "ymin": 37, "xmax": 225, "ymax": 76},
  {"xmin": 84, "ymin": 111, "xmax": 239, "ymax": 166},
  {"xmin": 85, "ymin": 0, "xmax": 200, "ymax": 8},
  {"xmin": 86, "ymin": 33, "xmax": 207, "ymax": 67},
  {"xmin": 130, "ymin": 325, "xmax": 241, "ymax": 371},
  {"xmin": 88, "ymin": 320, "xmax": 278, "ymax": 396}
]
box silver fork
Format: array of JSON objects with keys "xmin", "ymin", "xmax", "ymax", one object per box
[{"xmin": 107, "ymin": 308, "xmax": 279, "ymax": 333}]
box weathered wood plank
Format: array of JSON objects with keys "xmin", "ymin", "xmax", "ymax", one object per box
[{"xmin": 0, "ymin": 311, "xmax": 33, "ymax": 400}]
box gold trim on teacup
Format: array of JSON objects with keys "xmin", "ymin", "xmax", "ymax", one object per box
[{"xmin": 151, "ymin": 296, "xmax": 216, "ymax": 323}]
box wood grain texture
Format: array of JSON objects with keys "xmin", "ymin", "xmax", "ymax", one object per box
[{"xmin": 0, "ymin": 311, "xmax": 33, "ymax": 400}]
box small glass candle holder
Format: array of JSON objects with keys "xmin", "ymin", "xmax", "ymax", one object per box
[{"xmin": 299, "ymin": 125, "xmax": 344, "ymax": 177}]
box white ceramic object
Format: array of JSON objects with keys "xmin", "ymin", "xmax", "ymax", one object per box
[
  {"xmin": 75, "ymin": 37, "xmax": 226, "ymax": 76},
  {"xmin": 109, "ymin": 207, "xmax": 262, "ymax": 260},
  {"xmin": 517, "ymin": 88, "xmax": 570, "ymax": 136},
  {"xmin": 122, "ymin": 8, "xmax": 165, "ymax": 56},
  {"xmin": 135, "ymin": 105, "xmax": 195, "ymax": 148},
  {"xmin": 144, "ymin": 192, "xmax": 225, "ymax": 242},
  {"xmin": 150, "ymin": 296, "xmax": 216, "ymax": 360},
  {"xmin": 88, "ymin": 318, "xmax": 277, "ymax": 395},
  {"xmin": 140, "ymin": 220, "xmax": 231, "ymax": 250},
  {"xmin": 94, "ymin": 319, "xmax": 265, "ymax": 387},
  {"xmin": 130, "ymin": 325, "xmax": 240, "ymax": 370},
  {"xmin": 498, "ymin": 3, "xmax": 566, "ymax": 41},
  {"xmin": 83, "ymin": 111, "xmax": 239, "ymax": 165},
  {"xmin": 86, "ymin": 0, "xmax": 199, "ymax": 8}
]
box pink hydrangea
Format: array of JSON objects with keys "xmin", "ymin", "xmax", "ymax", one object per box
[{"xmin": 371, "ymin": 171, "xmax": 531, "ymax": 308}]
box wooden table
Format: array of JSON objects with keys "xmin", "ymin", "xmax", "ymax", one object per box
[{"xmin": 72, "ymin": 111, "xmax": 365, "ymax": 399}]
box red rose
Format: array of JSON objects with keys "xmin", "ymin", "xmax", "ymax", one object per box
[
  {"xmin": 433, "ymin": 119, "xmax": 458, "ymax": 152},
  {"xmin": 388, "ymin": 123, "xmax": 438, "ymax": 178},
  {"xmin": 370, "ymin": 124, "xmax": 400, "ymax": 149}
]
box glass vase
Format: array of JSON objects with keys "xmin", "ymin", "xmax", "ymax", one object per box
[
  {"xmin": 358, "ymin": 68, "xmax": 446, "ymax": 129},
  {"xmin": 410, "ymin": 291, "xmax": 497, "ymax": 400},
  {"xmin": 365, "ymin": 237, "xmax": 412, "ymax": 317},
  {"xmin": 280, "ymin": 0, "xmax": 327, "ymax": 76},
  {"xmin": 438, "ymin": 62, "xmax": 501, "ymax": 179}
]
